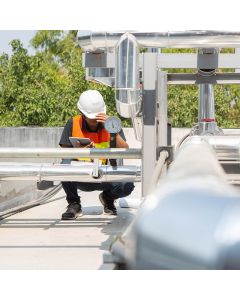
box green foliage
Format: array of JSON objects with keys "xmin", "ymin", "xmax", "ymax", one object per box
[
  {"xmin": 0, "ymin": 31, "xmax": 119, "ymax": 127},
  {"xmin": 0, "ymin": 33, "xmax": 239, "ymax": 128}
]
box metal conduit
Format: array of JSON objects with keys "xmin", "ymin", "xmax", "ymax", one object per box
[
  {"xmin": 183, "ymin": 135, "xmax": 240, "ymax": 161},
  {"xmin": 0, "ymin": 148, "xmax": 142, "ymax": 159},
  {"xmin": 0, "ymin": 163, "xmax": 141, "ymax": 182},
  {"xmin": 77, "ymin": 31, "xmax": 240, "ymax": 51},
  {"xmin": 148, "ymin": 150, "xmax": 169, "ymax": 193}
]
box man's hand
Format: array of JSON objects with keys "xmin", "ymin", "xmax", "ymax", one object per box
[
  {"xmin": 95, "ymin": 113, "xmax": 109, "ymax": 124},
  {"xmin": 76, "ymin": 141, "xmax": 95, "ymax": 148}
]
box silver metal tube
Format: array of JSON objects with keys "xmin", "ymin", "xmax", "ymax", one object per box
[
  {"xmin": 0, "ymin": 163, "xmax": 141, "ymax": 182},
  {"xmin": 198, "ymin": 84, "xmax": 215, "ymax": 122},
  {"xmin": 0, "ymin": 148, "xmax": 142, "ymax": 159},
  {"xmin": 183, "ymin": 135, "xmax": 240, "ymax": 160},
  {"xmin": 77, "ymin": 31, "xmax": 240, "ymax": 51},
  {"xmin": 197, "ymin": 83, "xmax": 219, "ymax": 135},
  {"xmin": 115, "ymin": 33, "xmax": 141, "ymax": 118},
  {"xmin": 165, "ymin": 136, "xmax": 229, "ymax": 186},
  {"xmin": 148, "ymin": 150, "xmax": 169, "ymax": 193},
  {"xmin": 129, "ymin": 137, "xmax": 240, "ymax": 270}
]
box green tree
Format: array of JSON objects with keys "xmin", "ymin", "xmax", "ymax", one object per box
[{"xmin": 0, "ymin": 31, "xmax": 117, "ymax": 127}]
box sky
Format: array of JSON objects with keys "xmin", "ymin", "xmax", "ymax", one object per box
[{"xmin": 0, "ymin": 30, "xmax": 36, "ymax": 55}]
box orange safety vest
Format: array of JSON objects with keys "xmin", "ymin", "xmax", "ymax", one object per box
[{"xmin": 72, "ymin": 115, "xmax": 110, "ymax": 164}]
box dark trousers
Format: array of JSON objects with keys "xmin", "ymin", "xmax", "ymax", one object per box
[{"xmin": 62, "ymin": 181, "xmax": 135, "ymax": 204}]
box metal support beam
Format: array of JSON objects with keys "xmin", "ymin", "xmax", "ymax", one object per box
[
  {"xmin": 157, "ymin": 71, "xmax": 168, "ymax": 148},
  {"xmin": 83, "ymin": 52, "xmax": 115, "ymax": 68},
  {"xmin": 83, "ymin": 52, "xmax": 240, "ymax": 70},
  {"xmin": 167, "ymin": 73, "xmax": 240, "ymax": 84},
  {"xmin": 142, "ymin": 53, "xmax": 157, "ymax": 197}
]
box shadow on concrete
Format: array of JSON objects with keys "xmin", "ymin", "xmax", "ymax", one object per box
[
  {"xmin": 0, "ymin": 203, "xmax": 137, "ymax": 270},
  {"xmin": 0, "ymin": 216, "xmax": 112, "ymax": 230}
]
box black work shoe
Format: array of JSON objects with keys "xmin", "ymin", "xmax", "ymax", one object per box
[
  {"xmin": 99, "ymin": 193, "xmax": 117, "ymax": 215},
  {"xmin": 61, "ymin": 202, "xmax": 82, "ymax": 220}
]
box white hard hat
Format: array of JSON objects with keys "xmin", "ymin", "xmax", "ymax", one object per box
[{"xmin": 77, "ymin": 90, "xmax": 106, "ymax": 119}]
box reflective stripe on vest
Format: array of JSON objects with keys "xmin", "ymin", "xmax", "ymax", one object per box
[{"xmin": 72, "ymin": 115, "xmax": 110, "ymax": 164}]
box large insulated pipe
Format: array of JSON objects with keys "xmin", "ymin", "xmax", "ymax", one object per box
[
  {"xmin": 0, "ymin": 148, "xmax": 142, "ymax": 159},
  {"xmin": 115, "ymin": 32, "xmax": 141, "ymax": 118},
  {"xmin": 127, "ymin": 137, "xmax": 240, "ymax": 270},
  {"xmin": 184, "ymin": 135, "xmax": 240, "ymax": 161},
  {"xmin": 77, "ymin": 31, "xmax": 240, "ymax": 51},
  {"xmin": 0, "ymin": 163, "xmax": 141, "ymax": 182}
]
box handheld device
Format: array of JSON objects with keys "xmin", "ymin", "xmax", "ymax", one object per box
[
  {"xmin": 69, "ymin": 137, "xmax": 92, "ymax": 147},
  {"xmin": 104, "ymin": 116, "xmax": 122, "ymax": 167},
  {"xmin": 104, "ymin": 116, "xmax": 122, "ymax": 134}
]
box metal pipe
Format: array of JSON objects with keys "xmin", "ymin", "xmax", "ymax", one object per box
[
  {"xmin": 128, "ymin": 137, "xmax": 240, "ymax": 270},
  {"xmin": 196, "ymin": 48, "xmax": 221, "ymax": 136},
  {"xmin": 0, "ymin": 148, "xmax": 142, "ymax": 159},
  {"xmin": 198, "ymin": 84, "xmax": 215, "ymax": 123},
  {"xmin": 183, "ymin": 135, "xmax": 240, "ymax": 160},
  {"xmin": 77, "ymin": 31, "xmax": 240, "ymax": 51},
  {"xmin": 197, "ymin": 83, "xmax": 220, "ymax": 135},
  {"xmin": 0, "ymin": 163, "xmax": 141, "ymax": 182},
  {"xmin": 148, "ymin": 150, "xmax": 169, "ymax": 193}
]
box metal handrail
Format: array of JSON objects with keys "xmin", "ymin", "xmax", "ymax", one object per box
[{"xmin": 0, "ymin": 148, "xmax": 142, "ymax": 159}]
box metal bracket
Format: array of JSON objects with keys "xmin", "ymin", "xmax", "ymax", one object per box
[
  {"xmin": 92, "ymin": 158, "xmax": 100, "ymax": 178},
  {"xmin": 156, "ymin": 146, "xmax": 174, "ymax": 163}
]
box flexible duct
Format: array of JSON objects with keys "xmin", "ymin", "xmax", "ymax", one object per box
[{"xmin": 115, "ymin": 33, "xmax": 141, "ymax": 118}]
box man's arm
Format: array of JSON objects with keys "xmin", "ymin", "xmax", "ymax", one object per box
[
  {"xmin": 59, "ymin": 119, "xmax": 73, "ymax": 148},
  {"xmin": 116, "ymin": 132, "xmax": 129, "ymax": 148}
]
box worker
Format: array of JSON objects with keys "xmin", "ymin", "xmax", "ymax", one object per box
[{"xmin": 59, "ymin": 90, "xmax": 135, "ymax": 220}]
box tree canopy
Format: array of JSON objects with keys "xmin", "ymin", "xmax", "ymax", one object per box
[{"xmin": 0, "ymin": 30, "xmax": 239, "ymax": 128}]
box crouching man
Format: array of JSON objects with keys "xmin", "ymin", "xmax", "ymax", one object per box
[{"xmin": 59, "ymin": 90, "xmax": 135, "ymax": 220}]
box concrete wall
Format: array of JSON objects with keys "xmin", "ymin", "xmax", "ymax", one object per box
[
  {"xmin": 1, "ymin": 126, "xmax": 239, "ymax": 149},
  {"xmin": 0, "ymin": 127, "xmax": 63, "ymax": 217}
]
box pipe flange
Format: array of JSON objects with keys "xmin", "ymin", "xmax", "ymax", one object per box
[{"xmin": 92, "ymin": 169, "xmax": 103, "ymax": 179}]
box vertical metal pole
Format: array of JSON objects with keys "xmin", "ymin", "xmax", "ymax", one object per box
[
  {"xmin": 198, "ymin": 84, "xmax": 215, "ymax": 123},
  {"xmin": 157, "ymin": 71, "xmax": 168, "ymax": 147},
  {"xmin": 196, "ymin": 48, "xmax": 221, "ymax": 136},
  {"xmin": 142, "ymin": 53, "xmax": 157, "ymax": 197},
  {"xmin": 198, "ymin": 83, "xmax": 221, "ymax": 135}
]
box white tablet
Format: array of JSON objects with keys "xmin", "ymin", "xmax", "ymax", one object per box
[{"xmin": 69, "ymin": 137, "xmax": 92, "ymax": 147}]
